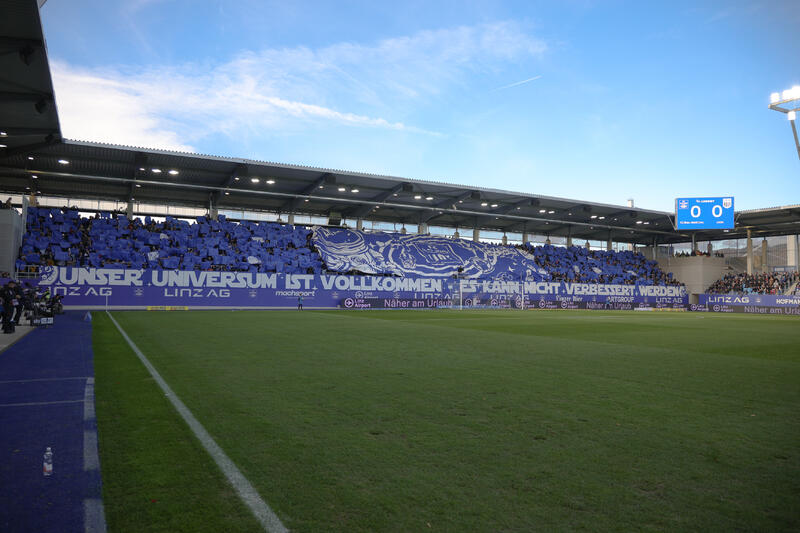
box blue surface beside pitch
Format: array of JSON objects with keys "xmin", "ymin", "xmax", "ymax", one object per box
[{"xmin": 0, "ymin": 312, "xmax": 105, "ymax": 533}]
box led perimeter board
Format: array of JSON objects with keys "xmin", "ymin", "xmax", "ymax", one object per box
[{"xmin": 675, "ymin": 197, "xmax": 734, "ymax": 230}]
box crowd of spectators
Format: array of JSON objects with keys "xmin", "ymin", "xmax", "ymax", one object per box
[
  {"xmin": 674, "ymin": 250, "xmax": 724, "ymax": 258},
  {"xmin": 17, "ymin": 207, "xmax": 324, "ymax": 274},
  {"xmin": 706, "ymin": 271, "xmax": 799, "ymax": 295},
  {"xmin": 16, "ymin": 207, "xmax": 684, "ymax": 287},
  {"xmin": 520, "ymin": 243, "xmax": 682, "ymax": 286}
]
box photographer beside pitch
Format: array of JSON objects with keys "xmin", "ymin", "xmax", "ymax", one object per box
[{"xmin": 1, "ymin": 280, "xmax": 24, "ymax": 333}]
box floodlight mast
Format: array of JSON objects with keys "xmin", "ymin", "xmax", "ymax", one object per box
[{"xmin": 768, "ymin": 86, "xmax": 800, "ymax": 161}]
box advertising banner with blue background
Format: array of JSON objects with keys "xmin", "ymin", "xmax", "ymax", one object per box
[
  {"xmin": 37, "ymin": 267, "xmax": 688, "ymax": 310},
  {"xmin": 694, "ymin": 293, "xmax": 800, "ymax": 315}
]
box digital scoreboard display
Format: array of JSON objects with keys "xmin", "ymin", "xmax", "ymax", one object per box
[{"xmin": 675, "ymin": 197, "xmax": 734, "ymax": 229}]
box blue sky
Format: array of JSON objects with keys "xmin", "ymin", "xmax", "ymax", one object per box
[{"xmin": 41, "ymin": 0, "xmax": 799, "ymax": 212}]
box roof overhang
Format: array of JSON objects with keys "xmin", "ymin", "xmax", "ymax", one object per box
[{"xmin": 0, "ymin": 0, "xmax": 61, "ymax": 158}]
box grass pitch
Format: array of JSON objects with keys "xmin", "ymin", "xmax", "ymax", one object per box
[{"xmin": 93, "ymin": 310, "xmax": 800, "ymax": 532}]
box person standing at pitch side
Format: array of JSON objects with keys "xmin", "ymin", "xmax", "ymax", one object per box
[{"xmin": 297, "ymin": 294, "xmax": 303, "ymax": 311}]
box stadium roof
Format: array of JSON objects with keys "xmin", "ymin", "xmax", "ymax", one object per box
[
  {"xmin": 1, "ymin": 0, "xmax": 798, "ymax": 247},
  {"xmin": 0, "ymin": 0, "xmax": 61, "ymax": 157}
]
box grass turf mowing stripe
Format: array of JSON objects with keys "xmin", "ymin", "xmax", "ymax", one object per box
[
  {"xmin": 105, "ymin": 311, "xmax": 287, "ymax": 533},
  {"xmin": 92, "ymin": 313, "xmax": 268, "ymax": 533}
]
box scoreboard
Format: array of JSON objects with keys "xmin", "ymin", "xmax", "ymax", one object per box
[{"xmin": 675, "ymin": 197, "xmax": 734, "ymax": 230}]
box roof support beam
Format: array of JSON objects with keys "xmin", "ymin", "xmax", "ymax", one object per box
[
  {"xmin": 474, "ymin": 198, "xmax": 535, "ymax": 225},
  {"xmin": 279, "ymin": 172, "xmax": 335, "ymax": 213},
  {"xmin": 0, "ymin": 126, "xmax": 59, "ymax": 136},
  {"xmin": 0, "ymin": 133, "xmax": 58, "ymax": 160},
  {"xmin": 128, "ymin": 152, "xmax": 147, "ymax": 207},
  {"xmin": 434, "ymin": 190, "xmax": 478, "ymax": 210},
  {"xmin": 419, "ymin": 209, "xmax": 445, "ymax": 224},
  {"xmin": 347, "ymin": 182, "xmax": 408, "ymax": 219},
  {"xmin": 212, "ymin": 163, "xmax": 247, "ymax": 205}
]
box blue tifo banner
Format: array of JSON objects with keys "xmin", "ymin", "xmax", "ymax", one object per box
[
  {"xmin": 312, "ymin": 228, "xmax": 549, "ymax": 279},
  {"xmin": 692, "ymin": 294, "xmax": 800, "ymax": 315},
  {"xmin": 35, "ymin": 267, "xmax": 688, "ymax": 309}
]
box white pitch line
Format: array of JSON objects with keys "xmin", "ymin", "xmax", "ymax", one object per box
[
  {"xmin": 0, "ymin": 376, "xmax": 93, "ymax": 384},
  {"xmin": 105, "ymin": 311, "xmax": 288, "ymax": 533},
  {"xmin": 0, "ymin": 399, "xmax": 85, "ymax": 408},
  {"xmin": 83, "ymin": 430, "xmax": 100, "ymax": 471},
  {"xmin": 83, "ymin": 498, "xmax": 107, "ymax": 533},
  {"xmin": 83, "ymin": 377, "xmax": 96, "ymax": 422},
  {"xmin": 82, "ymin": 377, "xmax": 107, "ymax": 532}
]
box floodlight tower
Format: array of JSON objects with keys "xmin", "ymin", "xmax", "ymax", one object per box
[{"xmin": 769, "ymin": 86, "xmax": 800, "ymax": 161}]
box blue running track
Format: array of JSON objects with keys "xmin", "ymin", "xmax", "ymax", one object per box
[{"xmin": 0, "ymin": 311, "xmax": 106, "ymax": 533}]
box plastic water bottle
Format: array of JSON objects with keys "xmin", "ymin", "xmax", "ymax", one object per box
[{"xmin": 43, "ymin": 447, "xmax": 53, "ymax": 476}]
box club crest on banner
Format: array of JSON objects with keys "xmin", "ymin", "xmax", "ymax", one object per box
[{"xmin": 39, "ymin": 265, "xmax": 57, "ymax": 285}]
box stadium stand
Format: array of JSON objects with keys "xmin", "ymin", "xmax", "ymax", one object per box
[
  {"xmin": 706, "ymin": 271, "xmax": 800, "ymax": 295},
  {"xmin": 18, "ymin": 207, "xmax": 324, "ymax": 274},
  {"xmin": 17, "ymin": 208, "xmax": 682, "ymax": 287},
  {"xmin": 522, "ymin": 242, "xmax": 681, "ymax": 286}
]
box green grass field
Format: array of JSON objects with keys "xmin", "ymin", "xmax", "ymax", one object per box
[{"xmin": 92, "ymin": 310, "xmax": 800, "ymax": 532}]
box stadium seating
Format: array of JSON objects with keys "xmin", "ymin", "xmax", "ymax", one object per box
[
  {"xmin": 522, "ymin": 242, "xmax": 679, "ymax": 286},
  {"xmin": 706, "ymin": 271, "xmax": 799, "ymax": 295},
  {"xmin": 17, "ymin": 208, "xmax": 681, "ymax": 287},
  {"xmin": 18, "ymin": 207, "xmax": 324, "ymax": 274}
]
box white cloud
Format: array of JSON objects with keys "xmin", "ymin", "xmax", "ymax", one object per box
[{"xmin": 51, "ymin": 21, "xmax": 546, "ymax": 151}]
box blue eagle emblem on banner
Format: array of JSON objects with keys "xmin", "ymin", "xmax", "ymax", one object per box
[{"xmin": 312, "ymin": 228, "xmax": 547, "ymax": 280}]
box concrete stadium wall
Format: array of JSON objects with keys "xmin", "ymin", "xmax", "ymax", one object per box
[
  {"xmin": 0, "ymin": 209, "xmax": 23, "ymax": 274},
  {"xmin": 656, "ymin": 256, "xmax": 729, "ymax": 297}
]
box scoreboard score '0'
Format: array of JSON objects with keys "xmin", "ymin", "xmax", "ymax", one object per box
[{"xmin": 675, "ymin": 197, "xmax": 734, "ymax": 230}]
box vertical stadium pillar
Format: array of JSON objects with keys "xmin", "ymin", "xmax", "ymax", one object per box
[
  {"xmin": 356, "ymin": 218, "xmax": 363, "ymax": 231},
  {"xmin": 473, "ymin": 228, "xmax": 480, "ymax": 242},
  {"xmin": 584, "ymin": 241, "xmax": 590, "ymax": 250},
  {"xmin": 522, "ymin": 232, "xmax": 530, "ymax": 245},
  {"xmin": 453, "ymin": 230, "xmax": 460, "ymax": 239},
  {"xmin": 761, "ymin": 238, "xmax": 769, "ymax": 273},
  {"xmin": 418, "ymin": 223, "xmax": 428, "ymax": 235},
  {"xmin": 746, "ymin": 229, "xmax": 753, "ymax": 275},
  {"xmin": 208, "ymin": 192, "xmax": 218, "ymax": 221},
  {"xmin": 126, "ymin": 201, "xmax": 134, "ymax": 218},
  {"xmin": 502, "ymin": 234, "xmax": 508, "ymax": 245},
  {"xmin": 707, "ymin": 242, "xmax": 713, "ymax": 256},
  {"xmin": 794, "ymin": 234, "xmax": 800, "ymax": 270},
  {"xmin": 787, "ymin": 235, "xmax": 798, "ymax": 269},
  {"xmin": 288, "ymin": 214, "xmax": 295, "ymax": 225},
  {"xmin": 566, "ymin": 234, "xmax": 572, "ymax": 247},
  {"xmin": 606, "ymin": 237, "xmax": 612, "ymax": 251},
  {"xmin": 691, "ymin": 233, "xmax": 697, "ymax": 253}
]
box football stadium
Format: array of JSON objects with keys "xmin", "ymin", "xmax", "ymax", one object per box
[{"xmin": 1, "ymin": 1, "xmax": 799, "ymax": 532}]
